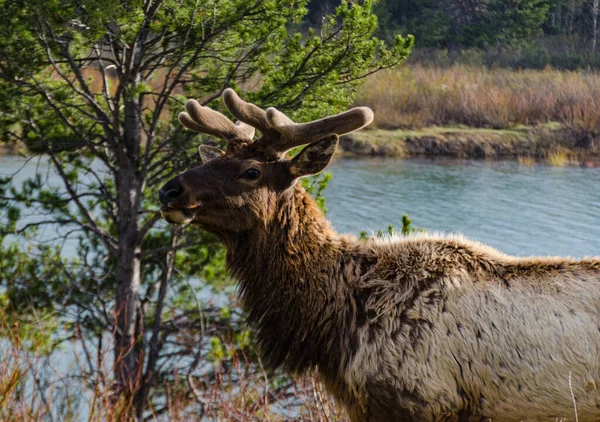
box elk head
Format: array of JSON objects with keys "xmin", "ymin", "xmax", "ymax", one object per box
[{"xmin": 158, "ymin": 89, "xmax": 373, "ymax": 235}]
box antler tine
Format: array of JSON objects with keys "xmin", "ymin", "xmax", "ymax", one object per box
[
  {"xmin": 222, "ymin": 88, "xmax": 278, "ymax": 137},
  {"xmin": 178, "ymin": 98, "xmax": 255, "ymax": 141},
  {"xmin": 265, "ymin": 106, "xmax": 374, "ymax": 151}
]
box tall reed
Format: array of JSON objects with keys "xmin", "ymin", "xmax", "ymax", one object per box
[{"xmin": 356, "ymin": 65, "xmax": 600, "ymax": 130}]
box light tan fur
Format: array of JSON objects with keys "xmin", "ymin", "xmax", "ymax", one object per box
[{"xmin": 339, "ymin": 233, "xmax": 600, "ymax": 421}]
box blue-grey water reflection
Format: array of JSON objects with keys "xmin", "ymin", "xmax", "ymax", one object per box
[{"xmin": 326, "ymin": 158, "xmax": 600, "ymax": 258}]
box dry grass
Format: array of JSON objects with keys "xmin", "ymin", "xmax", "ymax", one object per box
[
  {"xmin": 548, "ymin": 150, "xmax": 569, "ymax": 167},
  {"xmin": 0, "ymin": 308, "xmax": 346, "ymax": 421},
  {"xmin": 356, "ymin": 65, "xmax": 600, "ymax": 130},
  {"xmin": 517, "ymin": 155, "xmax": 536, "ymax": 166},
  {"xmin": 0, "ymin": 313, "xmax": 67, "ymax": 420}
]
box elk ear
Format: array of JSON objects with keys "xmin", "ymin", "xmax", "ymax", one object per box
[
  {"xmin": 288, "ymin": 135, "xmax": 338, "ymax": 178},
  {"xmin": 198, "ymin": 144, "xmax": 225, "ymax": 163}
]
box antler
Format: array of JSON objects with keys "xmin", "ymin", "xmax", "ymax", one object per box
[
  {"xmin": 222, "ymin": 88, "xmax": 274, "ymax": 136},
  {"xmin": 222, "ymin": 88, "xmax": 373, "ymax": 153},
  {"xmin": 178, "ymin": 98, "xmax": 255, "ymax": 141},
  {"xmin": 264, "ymin": 106, "xmax": 373, "ymax": 151},
  {"xmin": 179, "ymin": 88, "xmax": 374, "ymax": 154}
]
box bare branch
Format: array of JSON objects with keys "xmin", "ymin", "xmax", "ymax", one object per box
[
  {"xmin": 47, "ymin": 152, "xmax": 118, "ymax": 252},
  {"xmin": 138, "ymin": 212, "xmax": 162, "ymax": 241},
  {"xmin": 139, "ymin": 226, "xmax": 180, "ymax": 416},
  {"xmin": 35, "ymin": 16, "xmax": 118, "ymax": 147},
  {"xmin": 137, "ymin": 239, "xmax": 209, "ymax": 258}
]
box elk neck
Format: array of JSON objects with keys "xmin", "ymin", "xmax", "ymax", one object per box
[{"xmin": 225, "ymin": 183, "xmax": 371, "ymax": 375}]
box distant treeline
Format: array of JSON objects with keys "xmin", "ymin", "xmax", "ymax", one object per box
[{"xmin": 307, "ymin": 0, "xmax": 600, "ymax": 69}]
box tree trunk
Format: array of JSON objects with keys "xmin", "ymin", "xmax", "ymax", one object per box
[
  {"xmin": 568, "ymin": 0, "xmax": 575, "ymax": 34},
  {"xmin": 593, "ymin": 0, "xmax": 598, "ymax": 53},
  {"xmin": 114, "ymin": 93, "xmax": 144, "ymax": 395},
  {"xmin": 115, "ymin": 234, "xmax": 142, "ymax": 389}
]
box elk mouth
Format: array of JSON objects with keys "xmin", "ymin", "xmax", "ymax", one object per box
[{"xmin": 160, "ymin": 205, "xmax": 198, "ymax": 225}]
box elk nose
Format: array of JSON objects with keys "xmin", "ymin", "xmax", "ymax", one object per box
[{"xmin": 159, "ymin": 179, "xmax": 183, "ymax": 206}]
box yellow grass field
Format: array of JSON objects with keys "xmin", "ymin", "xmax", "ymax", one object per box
[{"xmin": 355, "ymin": 65, "xmax": 600, "ymax": 131}]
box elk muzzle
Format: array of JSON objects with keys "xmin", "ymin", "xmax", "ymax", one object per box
[
  {"xmin": 158, "ymin": 177, "xmax": 197, "ymax": 225},
  {"xmin": 159, "ymin": 178, "xmax": 183, "ymax": 205}
]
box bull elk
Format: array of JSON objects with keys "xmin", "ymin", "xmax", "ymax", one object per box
[{"xmin": 159, "ymin": 89, "xmax": 600, "ymax": 421}]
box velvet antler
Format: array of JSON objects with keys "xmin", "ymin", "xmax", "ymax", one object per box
[
  {"xmin": 264, "ymin": 106, "xmax": 373, "ymax": 152},
  {"xmin": 179, "ymin": 89, "xmax": 373, "ymax": 154},
  {"xmin": 178, "ymin": 98, "xmax": 255, "ymax": 141}
]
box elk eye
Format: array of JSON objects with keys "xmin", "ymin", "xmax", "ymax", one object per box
[{"xmin": 243, "ymin": 168, "xmax": 260, "ymax": 180}]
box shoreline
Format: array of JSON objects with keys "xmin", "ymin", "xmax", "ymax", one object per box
[
  {"xmin": 3, "ymin": 124, "xmax": 600, "ymax": 165},
  {"xmin": 339, "ymin": 124, "xmax": 600, "ymax": 165},
  {"xmin": 0, "ymin": 143, "xmax": 19, "ymax": 156}
]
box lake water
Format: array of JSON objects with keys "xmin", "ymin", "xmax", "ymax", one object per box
[
  {"xmin": 1, "ymin": 155, "xmax": 600, "ymax": 258},
  {"xmin": 326, "ymin": 158, "xmax": 600, "ymax": 258}
]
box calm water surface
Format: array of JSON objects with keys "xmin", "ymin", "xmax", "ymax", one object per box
[
  {"xmin": 1, "ymin": 155, "xmax": 599, "ymax": 258},
  {"xmin": 326, "ymin": 158, "xmax": 600, "ymax": 258}
]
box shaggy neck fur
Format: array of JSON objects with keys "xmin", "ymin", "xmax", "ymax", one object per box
[{"xmin": 225, "ymin": 184, "xmax": 370, "ymax": 376}]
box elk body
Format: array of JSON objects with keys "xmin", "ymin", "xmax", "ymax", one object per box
[{"xmin": 159, "ymin": 89, "xmax": 600, "ymax": 422}]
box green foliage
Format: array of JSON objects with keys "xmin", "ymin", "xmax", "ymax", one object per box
[
  {"xmin": 401, "ymin": 214, "xmax": 417, "ymax": 236},
  {"xmin": 302, "ymin": 172, "xmax": 332, "ymax": 213},
  {"xmin": 208, "ymin": 336, "xmax": 226, "ymax": 362},
  {"xmin": 254, "ymin": 0, "xmax": 414, "ymax": 120},
  {"xmin": 460, "ymin": 0, "xmax": 551, "ymax": 48},
  {"xmin": 359, "ymin": 213, "xmax": 421, "ymax": 240},
  {"xmin": 368, "ymin": 0, "xmax": 551, "ymax": 49},
  {"xmin": 0, "ymin": 0, "xmax": 411, "ymax": 313},
  {"xmin": 0, "ymin": 0, "xmax": 411, "ymax": 415}
]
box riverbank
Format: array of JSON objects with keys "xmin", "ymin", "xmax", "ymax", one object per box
[
  {"xmin": 347, "ymin": 65, "xmax": 600, "ymax": 165},
  {"xmin": 0, "ymin": 143, "xmax": 19, "ymax": 155},
  {"xmin": 339, "ymin": 124, "xmax": 600, "ymax": 164},
  {"xmin": 4, "ymin": 124, "xmax": 599, "ymax": 164}
]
